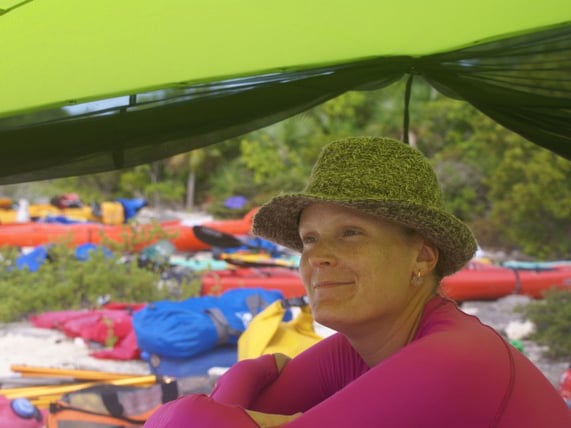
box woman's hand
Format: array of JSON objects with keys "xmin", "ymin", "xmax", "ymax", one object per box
[
  {"xmin": 211, "ymin": 353, "xmax": 292, "ymax": 407},
  {"xmin": 245, "ymin": 410, "xmax": 302, "ymax": 427},
  {"xmin": 242, "ymin": 354, "xmax": 298, "ymax": 426}
]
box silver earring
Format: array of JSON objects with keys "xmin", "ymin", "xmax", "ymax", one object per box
[{"xmin": 412, "ymin": 271, "xmax": 424, "ymax": 287}]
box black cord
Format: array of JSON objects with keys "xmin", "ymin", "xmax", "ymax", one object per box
[{"xmin": 403, "ymin": 74, "xmax": 414, "ymax": 144}]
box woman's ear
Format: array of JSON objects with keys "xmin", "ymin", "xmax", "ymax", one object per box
[{"xmin": 416, "ymin": 240, "xmax": 439, "ymax": 274}]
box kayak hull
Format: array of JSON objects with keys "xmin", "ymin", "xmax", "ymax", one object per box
[
  {"xmin": 0, "ymin": 209, "xmax": 257, "ymax": 252},
  {"xmin": 442, "ymin": 262, "xmax": 571, "ymax": 301},
  {"xmin": 201, "ymin": 268, "xmax": 306, "ymax": 299},
  {"xmin": 201, "ymin": 262, "xmax": 571, "ymax": 302}
]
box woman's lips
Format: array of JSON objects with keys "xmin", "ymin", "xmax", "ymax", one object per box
[{"xmin": 312, "ymin": 280, "xmax": 353, "ymax": 289}]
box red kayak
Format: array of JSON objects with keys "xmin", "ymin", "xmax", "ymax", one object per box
[
  {"xmin": 442, "ymin": 262, "xmax": 571, "ymax": 301},
  {"xmin": 0, "ymin": 208, "xmax": 258, "ymax": 252},
  {"xmin": 200, "ymin": 262, "xmax": 571, "ymax": 302},
  {"xmin": 201, "ymin": 267, "xmax": 305, "ymax": 298}
]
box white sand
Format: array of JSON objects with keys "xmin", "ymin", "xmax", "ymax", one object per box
[{"xmin": 0, "ymin": 322, "xmax": 149, "ymax": 379}]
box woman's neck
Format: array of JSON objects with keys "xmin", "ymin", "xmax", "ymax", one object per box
[{"xmin": 347, "ymin": 289, "xmax": 438, "ymax": 367}]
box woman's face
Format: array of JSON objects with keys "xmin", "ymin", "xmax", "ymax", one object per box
[{"xmin": 298, "ymin": 203, "xmax": 424, "ymax": 333}]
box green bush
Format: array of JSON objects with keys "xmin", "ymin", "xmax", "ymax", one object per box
[
  {"xmin": 98, "ymin": 220, "xmax": 179, "ymax": 255},
  {"xmin": 0, "ymin": 240, "xmax": 201, "ymax": 323},
  {"xmin": 516, "ymin": 289, "xmax": 571, "ymax": 359}
]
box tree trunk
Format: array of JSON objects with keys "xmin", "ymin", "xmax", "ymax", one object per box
[
  {"xmin": 151, "ymin": 162, "xmax": 160, "ymax": 208},
  {"xmin": 185, "ymin": 170, "xmax": 196, "ymax": 210}
]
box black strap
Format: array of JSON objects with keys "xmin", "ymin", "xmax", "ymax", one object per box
[
  {"xmin": 101, "ymin": 392, "xmax": 124, "ymax": 418},
  {"xmin": 245, "ymin": 294, "xmax": 266, "ymax": 314},
  {"xmin": 205, "ymin": 308, "xmax": 242, "ymax": 344},
  {"xmin": 49, "ymin": 402, "xmax": 146, "ymax": 425},
  {"xmin": 403, "ymin": 73, "xmax": 414, "ymax": 144},
  {"xmin": 161, "ymin": 380, "xmax": 179, "ymax": 403},
  {"xmin": 283, "ymin": 296, "xmax": 309, "ymax": 308},
  {"xmin": 512, "ymin": 269, "xmax": 522, "ymax": 294}
]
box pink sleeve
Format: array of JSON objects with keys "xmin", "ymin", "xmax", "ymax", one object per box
[
  {"xmin": 256, "ymin": 327, "xmax": 571, "ymax": 427},
  {"xmin": 210, "ymin": 334, "xmax": 365, "ymax": 413},
  {"xmin": 145, "ymin": 327, "xmax": 570, "ymax": 427},
  {"xmin": 280, "ymin": 335, "xmax": 489, "ymax": 427},
  {"xmin": 147, "ymin": 301, "xmax": 571, "ymax": 427},
  {"xmin": 250, "ymin": 333, "xmax": 368, "ymax": 413},
  {"xmin": 210, "ymin": 354, "xmax": 280, "ymax": 406},
  {"xmin": 144, "ymin": 355, "xmax": 281, "ymax": 427},
  {"xmin": 143, "ymin": 394, "xmax": 256, "ymax": 428}
]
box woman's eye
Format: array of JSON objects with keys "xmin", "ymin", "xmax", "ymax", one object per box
[
  {"xmin": 301, "ymin": 235, "xmax": 316, "ymax": 245},
  {"xmin": 342, "ymin": 228, "xmax": 361, "ymax": 237}
]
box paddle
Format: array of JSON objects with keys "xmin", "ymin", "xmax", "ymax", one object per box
[
  {"xmin": 192, "ymin": 225, "xmax": 256, "ymax": 249},
  {"xmin": 220, "ymin": 255, "xmax": 297, "ymax": 269}
]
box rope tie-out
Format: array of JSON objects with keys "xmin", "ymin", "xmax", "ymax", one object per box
[
  {"xmin": 403, "ymin": 74, "xmax": 414, "ymax": 145},
  {"xmin": 0, "ymin": 0, "xmax": 34, "ymax": 16}
]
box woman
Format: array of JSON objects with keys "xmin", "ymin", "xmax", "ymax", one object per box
[{"xmin": 146, "ymin": 137, "xmax": 570, "ymax": 427}]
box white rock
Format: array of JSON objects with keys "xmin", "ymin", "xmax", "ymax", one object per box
[{"xmin": 505, "ymin": 319, "xmax": 536, "ymax": 340}]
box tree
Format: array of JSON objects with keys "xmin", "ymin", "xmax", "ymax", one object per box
[{"xmin": 488, "ymin": 141, "xmax": 571, "ymax": 258}]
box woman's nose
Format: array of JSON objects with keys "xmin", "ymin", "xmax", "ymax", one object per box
[{"xmin": 305, "ymin": 241, "xmax": 337, "ymax": 267}]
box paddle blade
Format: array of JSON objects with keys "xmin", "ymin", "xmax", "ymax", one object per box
[
  {"xmin": 220, "ymin": 255, "xmax": 297, "ymax": 269},
  {"xmin": 192, "ymin": 225, "xmax": 246, "ymax": 249}
]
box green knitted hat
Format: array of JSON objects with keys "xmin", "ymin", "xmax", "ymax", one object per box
[{"xmin": 252, "ymin": 136, "xmax": 477, "ymax": 277}]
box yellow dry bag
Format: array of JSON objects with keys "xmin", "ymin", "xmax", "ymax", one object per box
[
  {"xmin": 100, "ymin": 202, "xmax": 125, "ymax": 225},
  {"xmin": 238, "ymin": 299, "xmax": 322, "ymax": 360}
]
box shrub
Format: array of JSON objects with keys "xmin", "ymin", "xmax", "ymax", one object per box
[
  {"xmin": 98, "ymin": 220, "xmax": 179, "ymax": 255},
  {"xmin": 0, "ymin": 226, "xmax": 201, "ymax": 322},
  {"xmin": 516, "ymin": 289, "xmax": 571, "ymax": 359}
]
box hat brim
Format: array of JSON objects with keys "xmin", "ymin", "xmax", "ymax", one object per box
[{"xmin": 252, "ymin": 194, "xmax": 477, "ymax": 277}]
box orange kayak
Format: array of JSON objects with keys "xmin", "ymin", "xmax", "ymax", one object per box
[
  {"xmin": 201, "ymin": 267, "xmax": 305, "ymax": 298},
  {"xmin": 0, "ymin": 208, "xmax": 258, "ymax": 252},
  {"xmin": 201, "ymin": 261, "xmax": 571, "ymax": 302},
  {"xmin": 442, "ymin": 262, "xmax": 571, "ymax": 301}
]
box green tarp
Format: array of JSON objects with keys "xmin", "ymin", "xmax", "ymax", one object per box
[{"xmin": 0, "ymin": 1, "xmax": 569, "ymax": 183}]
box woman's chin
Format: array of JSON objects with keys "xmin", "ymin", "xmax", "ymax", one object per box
[{"xmin": 313, "ymin": 307, "xmax": 352, "ymax": 331}]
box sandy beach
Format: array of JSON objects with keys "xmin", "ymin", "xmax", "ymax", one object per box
[{"xmin": 0, "ymin": 322, "xmax": 150, "ymax": 381}]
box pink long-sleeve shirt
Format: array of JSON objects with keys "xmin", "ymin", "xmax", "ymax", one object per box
[{"xmin": 145, "ymin": 297, "xmax": 571, "ymax": 427}]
